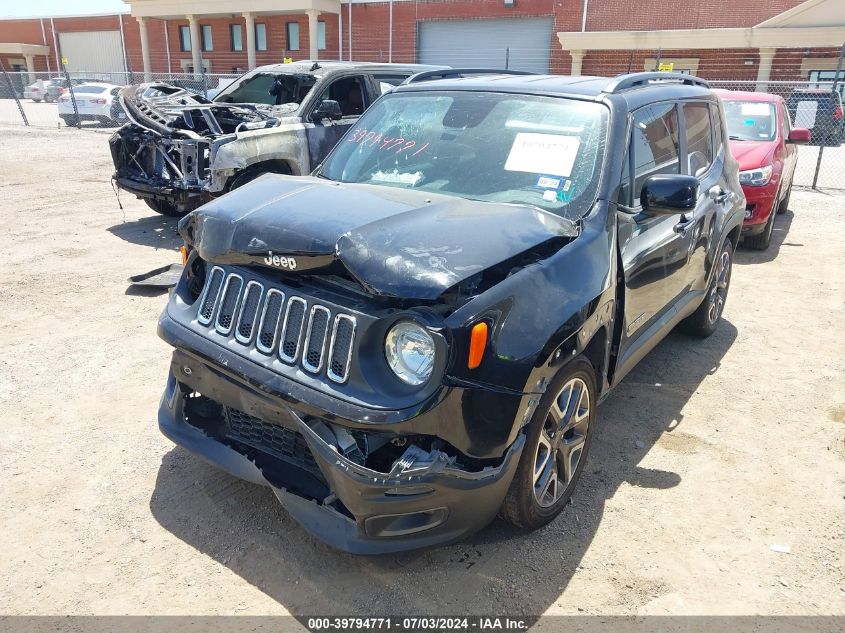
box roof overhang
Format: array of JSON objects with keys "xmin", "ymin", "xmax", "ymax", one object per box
[
  {"xmin": 558, "ymin": 0, "xmax": 845, "ymax": 52},
  {"xmin": 125, "ymin": 0, "xmax": 342, "ymax": 19},
  {"xmin": 0, "ymin": 42, "xmax": 50, "ymax": 56},
  {"xmin": 557, "ymin": 26, "xmax": 845, "ymax": 51}
]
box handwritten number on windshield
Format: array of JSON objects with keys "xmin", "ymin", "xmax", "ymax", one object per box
[{"xmin": 348, "ymin": 128, "xmax": 429, "ymax": 156}]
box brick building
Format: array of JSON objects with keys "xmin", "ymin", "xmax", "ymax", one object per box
[{"xmin": 1, "ymin": 0, "xmax": 842, "ymax": 85}]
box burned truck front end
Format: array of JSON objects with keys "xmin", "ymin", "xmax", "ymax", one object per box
[
  {"xmin": 110, "ymin": 83, "xmax": 281, "ymax": 214},
  {"xmin": 155, "ymin": 175, "xmax": 585, "ymax": 553}
]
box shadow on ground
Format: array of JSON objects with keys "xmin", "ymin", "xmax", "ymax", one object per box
[
  {"xmin": 149, "ymin": 321, "xmax": 737, "ymax": 614},
  {"xmin": 107, "ymin": 213, "xmax": 181, "ymax": 250},
  {"xmin": 735, "ymin": 209, "xmax": 794, "ymax": 266}
]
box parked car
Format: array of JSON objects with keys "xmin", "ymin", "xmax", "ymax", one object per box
[
  {"xmin": 24, "ymin": 77, "xmax": 101, "ymax": 103},
  {"xmin": 109, "ymin": 61, "xmax": 445, "ymax": 217},
  {"xmin": 58, "ymin": 82, "xmax": 124, "ymax": 127},
  {"xmin": 786, "ymin": 88, "xmax": 843, "ymax": 147},
  {"xmin": 154, "ymin": 71, "xmax": 744, "ymax": 553},
  {"xmin": 716, "ymin": 89, "xmax": 810, "ymax": 250}
]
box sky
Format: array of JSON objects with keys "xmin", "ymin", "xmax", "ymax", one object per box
[{"xmin": 0, "ymin": 0, "xmax": 127, "ymax": 19}]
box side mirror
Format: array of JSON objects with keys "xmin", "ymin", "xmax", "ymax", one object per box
[
  {"xmin": 640, "ymin": 174, "xmax": 699, "ymax": 215},
  {"xmin": 311, "ymin": 99, "xmax": 342, "ymax": 122},
  {"xmin": 787, "ymin": 128, "xmax": 811, "ymax": 144}
]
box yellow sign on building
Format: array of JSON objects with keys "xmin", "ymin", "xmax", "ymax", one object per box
[{"xmin": 658, "ymin": 62, "xmax": 674, "ymax": 72}]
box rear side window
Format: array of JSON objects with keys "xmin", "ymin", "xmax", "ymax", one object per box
[
  {"xmin": 683, "ymin": 102, "xmax": 713, "ymax": 176},
  {"xmin": 373, "ymin": 74, "xmax": 411, "ymax": 95},
  {"xmin": 631, "ymin": 103, "xmax": 680, "ymax": 203}
]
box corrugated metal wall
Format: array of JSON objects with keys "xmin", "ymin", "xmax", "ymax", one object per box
[
  {"xmin": 418, "ymin": 18, "xmax": 554, "ymax": 74},
  {"xmin": 58, "ymin": 30, "xmax": 125, "ymax": 79}
]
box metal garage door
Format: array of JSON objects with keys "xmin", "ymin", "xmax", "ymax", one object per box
[
  {"xmin": 58, "ymin": 31, "xmax": 125, "ymax": 77},
  {"xmin": 418, "ymin": 18, "xmax": 554, "ymax": 74}
]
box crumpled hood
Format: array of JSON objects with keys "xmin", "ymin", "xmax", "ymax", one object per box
[
  {"xmin": 728, "ymin": 139, "xmax": 776, "ymax": 172},
  {"xmin": 179, "ymin": 175, "xmax": 578, "ymax": 300}
]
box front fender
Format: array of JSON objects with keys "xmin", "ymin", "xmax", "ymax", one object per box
[
  {"xmin": 209, "ymin": 124, "xmax": 309, "ymax": 190},
  {"xmin": 445, "ymin": 202, "xmax": 616, "ymax": 398}
]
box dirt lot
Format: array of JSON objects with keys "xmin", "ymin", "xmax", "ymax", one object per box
[{"xmin": 1, "ymin": 125, "xmax": 843, "ymax": 617}]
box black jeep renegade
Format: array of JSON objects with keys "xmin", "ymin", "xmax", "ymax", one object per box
[{"xmin": 158, "ymin": 71, "xmax": 745, "ymax": 553}]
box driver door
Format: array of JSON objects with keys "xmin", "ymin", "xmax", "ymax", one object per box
[
  {"xmin": 305, "ymin": 75, "xmax": 369, "ymax": 171},
  {"xmin": 616, "ymin": 102, "xmax": 696, "ymax": 362}
]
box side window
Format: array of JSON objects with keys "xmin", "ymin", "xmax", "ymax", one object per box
[
  {"xmin": 709, "ymin": 102, "xmax": 723, "ymax": 157},
  {"xmin": 372, "ymin": 73, "xmax": 411, "ymax": 95},
  {"xmin": 632, "ymin": 103, "xmax": 680, "ymax": 204},
  {"xmin": 780, "ymin": 103, "xmax": 791, "ymax": 139},
  {"xmin": 319, "ymin": 76, "xmax": 367, "ymax": 117},
  {"xmin": 683, "ymin": 102, "xmax": 713, "ymax": 176}
]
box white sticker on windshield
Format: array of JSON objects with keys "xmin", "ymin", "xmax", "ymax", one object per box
[
  {"xmin": 740, "ymin": 103, "xmax": 771, "ymax": 115},
  {"xmin": 505, "ymin": 133, "xmax": 580, "ymax": 178}
]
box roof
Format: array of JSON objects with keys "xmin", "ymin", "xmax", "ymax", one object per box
[
  {"xmin": 712, "ymin": 89, "xmax": 782, "ymax": 102},
  {"xmin": 252, "ymin": 61, "xmax": 446, "ymax": 77},
  {"xmin": 395, "ymin": 72, "xmax": 713, "ymax": 103}
]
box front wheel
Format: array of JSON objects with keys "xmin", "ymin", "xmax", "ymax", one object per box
[
  {"xmin": 777, "ymin": 183, "xmax": 792, "ymax": 215},
  {"xmin": 680, "ymin": 239, "xmax": 733, "ymax": 338},
  {"xmin": 144, "ymin": 198, "xmax": 183, "ymax": 217},
  {"xmin": 499, "ymin": 357, "xmax": 597, "ymax": 530}
]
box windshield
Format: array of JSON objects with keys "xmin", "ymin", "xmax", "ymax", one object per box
[
  {"xmin": 723, "ymin": 100, "xmax": 777, "ymax": 141},
  {"xmin": 320, "ymin": 91, "xmax": 608, "ymax": 220},
  {"xmin": 215, "ymin": 72, "xmax": 317, "ymax": 106},
  {"xmin": 74, "ymin": 85, "xmax": 108, "ymax": 94}
]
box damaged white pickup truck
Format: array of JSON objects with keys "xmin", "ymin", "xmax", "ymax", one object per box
[{"xmin": 109, "ymin": 61, "xmax": 442, "ymax": 215}]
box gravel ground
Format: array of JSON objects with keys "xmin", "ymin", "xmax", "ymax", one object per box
[{"xmin": 0, "ymin": 125, "xmax": 843, "ymax": 616}]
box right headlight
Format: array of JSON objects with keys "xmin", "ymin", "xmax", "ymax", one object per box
[
  {"xmin": 384, "ymin": 321, "xmax": 436, "ymax": 386},
  {"xmin": 739, "ymin": 164, "xmax": 773, "ymax": 186}
]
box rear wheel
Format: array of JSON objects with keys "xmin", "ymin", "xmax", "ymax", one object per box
[
  {"xmin": 32, "ymin": 98, "xmax": 42, "ymax": 103},
  {"xmin": 680, "ymin": 239, "xmax": 733, "ymax": 338},
  {"xmin": 500, "ymin": 358, "xmax": 597, "ymax": 530},
  {"xmin": 44, "ymin": 94, "xmax": 53, "ymax": 103},
  {"xmin": 144, "ymin": 198, "xmax": 183, "ymax": 217},
  {"xmin": 60, "ymin": 115, "xmax": 77, "ymax": 127}
]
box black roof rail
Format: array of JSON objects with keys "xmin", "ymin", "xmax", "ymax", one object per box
[
  {"xmin": 401, "ymin": 68, "xmax": 537, "ymax": 85},
  {"xmin": 603, "ymin": 72, "xmax": 710, "ymax": 94}
]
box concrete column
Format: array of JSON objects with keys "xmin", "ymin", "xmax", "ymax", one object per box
[
  {"xmin": 24, "ymin": 54, "xmax": 36, "ymax": 84},
  {"xmin": 187, "ymin": 14, "xmax": 203, "ymax": 79},
  {"xmin": 243, "ymin": 12, "xmax": 256, "ymax": 70},
  {"xmin": 136, "ymin": 16, "xmax": 152, "ymax": 82},
  {"xmin": 569, "ymin": 49, "xmax": 585, "ymax": 76},
  {"xmin": 756, "ymin": 47, "xmax": 777, "ymax": 93},
  {"xmin": 306, "ymin": 9, "xmax": 320, "ymax": 60}
]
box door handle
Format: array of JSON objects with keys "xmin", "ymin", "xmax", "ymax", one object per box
[{"xmin": 709, "ymin": 185, "xmax": 730, "ymax": 204}]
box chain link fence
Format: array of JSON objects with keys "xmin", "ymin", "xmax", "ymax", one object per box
[
  {"xmin": 2, "ymin": 54, "xmax": 843, "ymax": 189},
  {"xmin": 0, "ymin": 69, "xmax": 238, "ymax": 130}
]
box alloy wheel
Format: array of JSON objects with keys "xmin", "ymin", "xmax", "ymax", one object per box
[
  {"xmin": 707, "ymin": 248, "xmax": 731, "ymax": 323},
  {"xmin": 533, "ymin": 377, "xmax": 591, "ymax": 508}
]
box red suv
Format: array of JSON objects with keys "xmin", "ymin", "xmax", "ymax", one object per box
[{"xmin": 715, "ymin": 90, "xmax": 809, "ymax": 250}]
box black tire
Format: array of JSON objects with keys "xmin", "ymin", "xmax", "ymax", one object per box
[
  {"xmin": 228, "ymin": 163, "xmax": 291, "ymax": 191},
  {"xmin": 777, "ymin": 183, "xmax": 791, "ymax": 215},
  {"xmin": 33, "ymin": 98, "xmax": 42, "ymax": 103},
  {"xmin": 44, "ymin": 94, "xmax": 53, "ymax": 103},
  {"xmin": 144, "ymin": 198, "xmax": 183, "ymax": 217},
  {"xmin": 680, "ymin": 238, "xmax": 733, "ymax": 338},
  {"xmin": 743, "ymin": 204, "xmax": 776, "ymax": 251},
  {"xmin": 500, "ymin": 357, "xmax": 597, "ymax": 530},
  {"xmin": 60, "ymin": 115, "xmax": 77, "ymax": 127}
]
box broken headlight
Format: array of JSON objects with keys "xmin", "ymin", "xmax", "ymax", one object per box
[{"xmin": 384, "ymin": 321, "xmax": 436, "ymax": 386}]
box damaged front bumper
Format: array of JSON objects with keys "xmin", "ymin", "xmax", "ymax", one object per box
[{"xmin": 158, "ymin": 345, "xmax": 525, "ymax": 554}]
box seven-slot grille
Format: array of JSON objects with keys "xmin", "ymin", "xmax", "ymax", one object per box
[{"xmin": 196, "ymin": 266, "xmax": 357, "ymax": 383}]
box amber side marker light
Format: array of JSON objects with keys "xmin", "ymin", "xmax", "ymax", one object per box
[
  {"xmin": 468, "ymin": 322, "xmax": 488, "ymax": 369},
  {"xmin": 180, "ymin": 245, "xmax": 188, "ymax": 266}
]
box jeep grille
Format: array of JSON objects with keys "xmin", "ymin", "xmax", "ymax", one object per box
[{"xmin": 197, "ymin": 267, "xmax": 357, "ymax": 384}]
